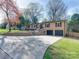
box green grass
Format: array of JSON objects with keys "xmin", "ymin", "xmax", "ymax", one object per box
[
  {"xmin": 0, "ymin": 29, "xmax": 8, "ymax": 34},
  {"xmin": 44, "ymin": 38, "xmax": 79, "ymax": 59},
  {"xmin": 0, "ymin": 29, "xmax": 28, "ymax": 35}
]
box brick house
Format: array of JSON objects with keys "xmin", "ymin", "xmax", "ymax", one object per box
[{"xmin": 29, "ymin": 20, "xmax": 67, "ymax": 36}]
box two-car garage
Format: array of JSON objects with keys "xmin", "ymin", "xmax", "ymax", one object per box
[{"xmin": 47, "ymin": 30, "xmax": 63, "ymax": 36}]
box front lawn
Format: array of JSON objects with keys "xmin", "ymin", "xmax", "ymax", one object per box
[
  {"xmin": 44, "ymin": 38, "xmax": 79, "ymax": 59},
  {"xmin": 0, "ymin": 29, "xmax": 28, "ymax": 35},
  {"xmin": 0, "ymin": 29, "xmax": 9, "ymax": 34}
]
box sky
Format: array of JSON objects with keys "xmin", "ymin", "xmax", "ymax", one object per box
[
  {"xmin": 16, "ymin": 0, "xmax": 79, "ymax": 16},
  {"xmin": 0, "ymin": 0, "xmax": 79, "ymax": 24},
  {"xmin": 64, "ymin": 0, "xmax": 79, "ymax": 16}
]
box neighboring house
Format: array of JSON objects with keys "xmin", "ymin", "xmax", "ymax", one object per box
[{"xmin": 29, "ymin": 20, "xmax": 67, "ymax": 36}]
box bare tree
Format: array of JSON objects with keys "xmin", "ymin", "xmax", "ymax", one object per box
[
  {"xmin": 47, "ymin": 0, "xmax": 67, "ymax": 21},
  {"xmin": 24, "ymin": 3, "xmax": 43, "ymax": 24},
  {"xmin": 0, "ymin": 0, "xmax": 20, "ymax": 31}
]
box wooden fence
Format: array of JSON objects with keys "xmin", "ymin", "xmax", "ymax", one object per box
[{"xmin": 67, "ymin": 32, "xmax": 79, "ymax": 38}]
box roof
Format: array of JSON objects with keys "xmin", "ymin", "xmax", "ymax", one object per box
[
  {"xmin": 41, "ymin": 20, "xmax": 67, "ymax": 24},
  {"xmin": 29, "ymin": 20, "xmax": 67, "ymax": 26}
]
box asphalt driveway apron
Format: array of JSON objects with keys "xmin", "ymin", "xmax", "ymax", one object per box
[{"xmin": 0, "ymin": 36, "xmax": 62, "ymax": 59}]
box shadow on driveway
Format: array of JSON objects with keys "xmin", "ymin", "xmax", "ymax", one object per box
[
  {"xmin": 0, "ymin": 36, "xmax": 49, "ymax": 59},
  {"xmin": 0, "ymin": 36, "xmax": 13, "ymax": 59}
]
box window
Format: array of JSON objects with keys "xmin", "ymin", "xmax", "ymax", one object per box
[
  {"xmin": 34, "ymin": 25, "xmax": 36, "ymax": 28},
  {"xmin": 55, "ymin": 22, "xmax": 62, "ymax": 27},
  {"xmin": 45, "ymin": 23, "xmax": 50, "ymax": 27},
  {"xmin": 40, "ymin": 24, "xmax": 43, "ymax": 29}
]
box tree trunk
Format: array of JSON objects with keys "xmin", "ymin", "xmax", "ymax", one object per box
[
  {"xmin": 6, "ymin": 12, "xmax": 11, "ymax": 32},
  {"xmin": 8, "ymin": 24, "xmax": 11, "ymax": 32}
]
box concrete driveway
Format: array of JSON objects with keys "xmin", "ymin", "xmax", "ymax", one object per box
[{"xmin": 0, "ymin": 36, "xmax": 62, "ymax": 59}]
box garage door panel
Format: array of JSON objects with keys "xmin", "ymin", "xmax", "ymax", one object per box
[
  {"xmin": 47, "ymin": 30, "xmax": 53, "ymax": 35},
  {"xmin": 55, "ymin": 30, "xmax": 63, "ymax": 36}
]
